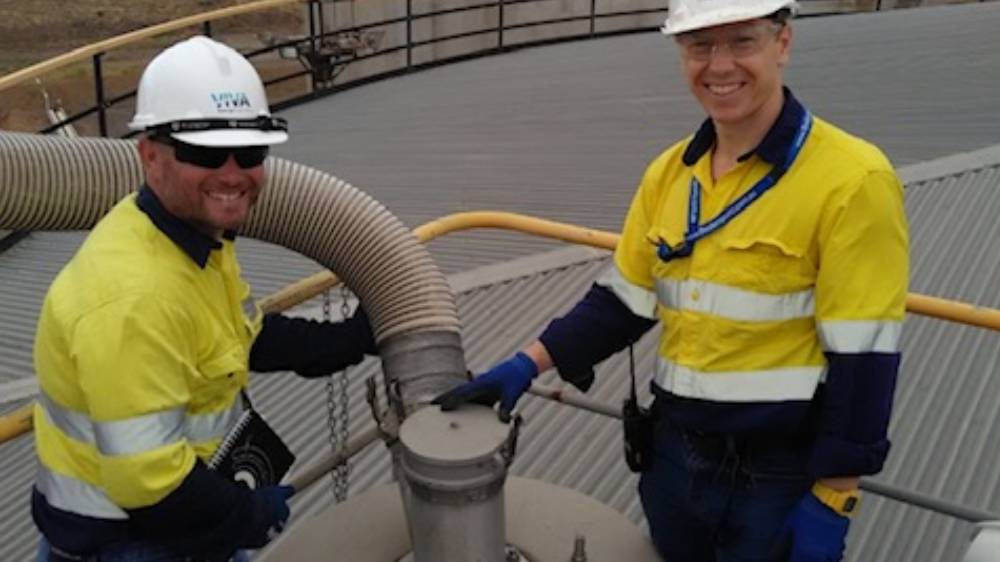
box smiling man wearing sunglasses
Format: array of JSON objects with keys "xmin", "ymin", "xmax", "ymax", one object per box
[
  {"xmin": 32, "ymin": 36, "xmax": 378, "ymax": 562},
  {"xmin": 140, "ymin": 132, "xmax": 273, "ymax": 239},
  {"xmin": 434, "ymin": 1, "xmax": 908, "ymax": 561}
]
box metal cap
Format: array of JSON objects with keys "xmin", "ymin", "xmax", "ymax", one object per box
[
  {"xmin": 400, "ymin": 405, "xmax": 510, "ymax": 466},
  {"xmin": 399, "ymin": 405, "xmax": 513, "ymax": 496}
]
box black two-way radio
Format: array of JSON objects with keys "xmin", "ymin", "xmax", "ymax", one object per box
[{"xmin": 622, "ymin": 344, "xmax": 653, "ymax": 473}]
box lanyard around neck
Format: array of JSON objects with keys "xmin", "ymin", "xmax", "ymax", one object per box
[{"xmin": 657, "ymin": 110, "xmax": 813, "ymax": 262}]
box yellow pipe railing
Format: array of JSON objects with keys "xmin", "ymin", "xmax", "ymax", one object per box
[
  {"xmin": 0, "ymin": 0, "xmax": 303, "ymax": 94},
  {"xmin": 262, "ymin": 211, "xmax": 1000, "ymax": 332},
  {"xmin": 259, "ymin": 211, "xmax": 619, "ymax": 312},
  {"xmin": 0, "ymin": 403, "xmax": 34, "ymax": 443},
  {"xmin": 3, "ymin": 211, "xmax": 999, "ymax": 445}
]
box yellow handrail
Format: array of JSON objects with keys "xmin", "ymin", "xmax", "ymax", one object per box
[
  {"xmin": 3, "ymin": 210, "xmax": 998, "ymax": 445},
  {"xmin": 259, "ymin": 211, "xmax": 619, "ymax": 312},
  {"xmin": 261, "ymin": 211, "xmax": 1000, "ymax": 332},
  {"xmin": 0, "ymin": 403, "xmax": 34, "ymax": 443},
  {"xmin": 0, "ymin": 0, "xmax": 303, "ymax": 94}
]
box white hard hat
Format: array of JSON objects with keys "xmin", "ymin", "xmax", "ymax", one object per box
[
  {"xmin": 661, "ymin": 0, "xmax": 798, "ymax": 36},
  {"xmin": 129, "ymin": 36, "xmax": 287, "ymax": 147}
]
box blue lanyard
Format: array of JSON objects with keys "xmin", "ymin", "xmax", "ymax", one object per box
[{"xmin": 657, "ymin": 111, "xmax": 813, "ymax": 262}]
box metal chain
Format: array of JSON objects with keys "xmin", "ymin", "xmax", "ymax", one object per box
[
  {"xmin": 323, "ymin": 285, "xmax": 352, "ymax": 502},
  {"xmin": 335, "ymin": 284, "xmax": 352, "ymax": 498}
]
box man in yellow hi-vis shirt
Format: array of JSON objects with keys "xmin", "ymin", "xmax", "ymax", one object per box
[
  {"xmin": 435, "ymin": 1, "xmax": 908, "ymax": 560},
  {"xmin": 32, "ymin": 37, "xmax": 376, "ymax": 562}
]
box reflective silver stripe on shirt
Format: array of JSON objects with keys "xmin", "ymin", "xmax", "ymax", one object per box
[
  {"xmin": 655, "ymin": 357, "xmax": 824, "ymax": 402},
  {"xmin": 185, "ymin": 399, "xmax": 244, "ymax": 444},
  {"xmin": 819, "ymin": 320, "xmax": 903, "ymax": 353},
  {"xmin": 39, "ymin": 389, "xmax": 242, "ymax": 454},
  {"xmin": 94, "ymin": 407, "xmax": 186, "ymax": 457},
  {"xmin": 37, "ymin": 392, "xmax": 95, "ymax": 445},
  {"xmin": 596, "ymin": 266, "xmax": 658, "ymax": 319},
  {"xmin": 36, "ymin": 465, "xmax": 127, "ymax": 520},
  {"xmin": 655, "ymin": 278, "xmax": 815, "ymax": 322}
]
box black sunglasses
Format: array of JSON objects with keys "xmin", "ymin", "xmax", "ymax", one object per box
[{"xmin": 152, "ymin": 136, "xmax": 269, "ymax": 170}]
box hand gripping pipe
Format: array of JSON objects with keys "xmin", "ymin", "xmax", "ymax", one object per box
[{"xmin": 0, "ymin": 131, "xmax": 492, "ymax": 561}]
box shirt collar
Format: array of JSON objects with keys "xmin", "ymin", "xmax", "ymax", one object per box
[
  {"xmin": 135, "ymin": 185, "xmax": 236, "ymax": 268},
  {"xmin": 681, "ymin": 87, "xmax": 806, "ymax": 167}
]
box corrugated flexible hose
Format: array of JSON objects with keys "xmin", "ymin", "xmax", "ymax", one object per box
[{"xmin": 0, "ymin": 131, "xmax": 467, "ymax": 412}]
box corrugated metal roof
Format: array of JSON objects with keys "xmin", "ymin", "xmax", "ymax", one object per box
[
  {"xmin": 3, "ymin": 3, "xmax": 1000, "ymax": 561},
  {"xmin": 0, "ymin": 232, "xmax": 82, "ymax": 386},
  {"xmin": 0, "ymin": 399, "xmax": 39, "ymax": 560},
  {"xmin": 850, "ymin": 161, "xmax": 1000, "ymax": 561}
]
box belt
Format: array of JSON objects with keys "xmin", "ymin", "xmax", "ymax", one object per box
[
  {"xmin": 679, "ymin": 427, "xmax": 811, "ymax": 461},
  {"xmin": 48, "ymin": 545, "xmax": 96, "ymax": 562}
]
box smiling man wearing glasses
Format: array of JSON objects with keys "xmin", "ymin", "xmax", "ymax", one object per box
[
  {"xmin": 434, "ymin": 1, "xmax": 908, "ymax": 561},
  {"xmin": 32, "ymin": 36, "xmax": 378, "ymax": 562}
]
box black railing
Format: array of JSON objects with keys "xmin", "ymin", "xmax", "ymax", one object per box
[
  {"xmin": 34, "ymin": 0, "xmax": 937, "ymax": 138},
  {"xmin": 39, "ymin": 0, "xmax": 668, "ymax": 136}
]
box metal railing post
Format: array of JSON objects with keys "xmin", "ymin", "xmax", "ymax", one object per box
[
  {"xmin": 876, "ymin": 0, "xmax": 883, "ymax": 10},
  {"xmin": 590, "ymin": 0, "xmax": 597, "ymax": 36},
  {"xmin": 308, "ymin": 0, "xmax": 319, "ymax": 92},
  {"xmin": 92, "ymin": 54, "xmax": 108, "ymax": 137},
  {"xmin": 498, "ymin": 0, "xmax": 505, "ymax": 50},
  {"xmin": 406, "ymin": 0, "xmax": 413, "ymax": 69},
  {"xmin": 317, "ymin": 0, "xmax": 326, "ymax": 37}
]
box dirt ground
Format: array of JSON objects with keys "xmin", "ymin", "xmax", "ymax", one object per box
[{"xmin": 0, "ymin": 0, "xmax": 305, "ymax": 134}]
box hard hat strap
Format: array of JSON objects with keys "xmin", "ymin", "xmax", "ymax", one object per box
[{"xmin": 148, "ymin": 115, "xmax": 288, "ymax": 136}]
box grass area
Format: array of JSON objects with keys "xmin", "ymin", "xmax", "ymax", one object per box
[{"xmin": 0, "ymin": 0, "xmax": 304, "ymax": 133}]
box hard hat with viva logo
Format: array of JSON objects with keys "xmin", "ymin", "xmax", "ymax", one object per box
[
  {"xmin": 660, "ymin": 0, "xmax": 798, "ymax": 36},
  {"xmin": 129, "ymin": 35, "xmax": 288, "ymax": 147}
]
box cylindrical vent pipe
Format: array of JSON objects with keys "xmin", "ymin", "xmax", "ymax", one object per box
[{"xmin": 398, "ymin": 407, "xmax": 514, "ymax": 562}]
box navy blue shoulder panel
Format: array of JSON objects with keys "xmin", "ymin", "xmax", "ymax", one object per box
[{"xmin": 539, "ymin": 283, "xmax": 656, "ymax": 391}]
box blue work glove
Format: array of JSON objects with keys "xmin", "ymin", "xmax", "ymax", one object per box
[
  {"xmin": 246, "ymin": 485, "xmax": 293, "ymax": 547},
  {"xmin": 775, "ymin": 492, "xmax": 850, "ymax": 562},
  {"xmin": 432, "ymin": 352, "xmax": 538, "ymax": 422}
]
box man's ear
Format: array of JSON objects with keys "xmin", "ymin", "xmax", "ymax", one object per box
[
  {"xmin": 777, "ymin": 23, "xmax": 793, "ymax": 68},
  {"xmin": 137, "ymin": 136, "xmax": 156, "ymax": 162},
  {"xmin": 137, "ymin": 136, "xmax": 162, "ymax": 186}
]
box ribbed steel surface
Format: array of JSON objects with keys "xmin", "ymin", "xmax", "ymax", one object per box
[
  {"xmin": 0, "ymin": 399, "xmax": 40, "ymax": 561},
  {"xmin": 851, "ymin": 164, "xmax": 1000, "ymax": 561},
  {"xmin": 2, "ymin": 4, "xmax": 1000, "ymax": 561},
  {"xmin": 0, "ymin": 232, "xmax": 81, "ymax": 386}
]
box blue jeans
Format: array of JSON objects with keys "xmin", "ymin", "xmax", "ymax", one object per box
[
  {"xmin": 638, "ymin": 416, "xmax": 812, "ymax": 562},
  {"xmin": 37, "ymin": 537, "xmax": 249, "ymax": 562}
]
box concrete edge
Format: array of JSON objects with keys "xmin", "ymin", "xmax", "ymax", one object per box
[
  {"xmin": 899, "ymin": 144, "xmax": 1000, "ymax": 186},
  {"xmin": 446, "ymin": 244, "xmax": 610, "ymax": 294}
]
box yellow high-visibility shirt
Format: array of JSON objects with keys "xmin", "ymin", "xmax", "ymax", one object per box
[
  {"xmin": 608, "ymin": 111, "xmax": 908, "ymax": 406},
  {"xmin": 34, "ymin": 191, "xmax": 262, "ymax": 516}
]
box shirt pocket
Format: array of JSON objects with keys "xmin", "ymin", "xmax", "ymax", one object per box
[
  {"xmin": 196, "ymin": 344, "xmax": 248, "ymax": 387},
  {"xmin": 716, "ymin": 236, "xmax": 815, "ymax": 294},
  {"xmin": 189, "ymin": 345, "xmax": 246, "ymax": 451}
]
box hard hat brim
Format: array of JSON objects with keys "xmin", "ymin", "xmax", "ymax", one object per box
[
  {"xmin": 662, "ymin": 10, "xmax": 773, "ymax": 35},
  {"xmin": 171, "ymin": 129, "xmax": 288, "ymax": 147},
  {"xmin": 660, "ymin": 1, "xmax": 797, "ymax": 36}
]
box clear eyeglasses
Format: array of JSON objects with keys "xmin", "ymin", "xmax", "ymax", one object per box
[{"xmin": 676, "ymin": 20, "xmax": 783, "ymax": 62}]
